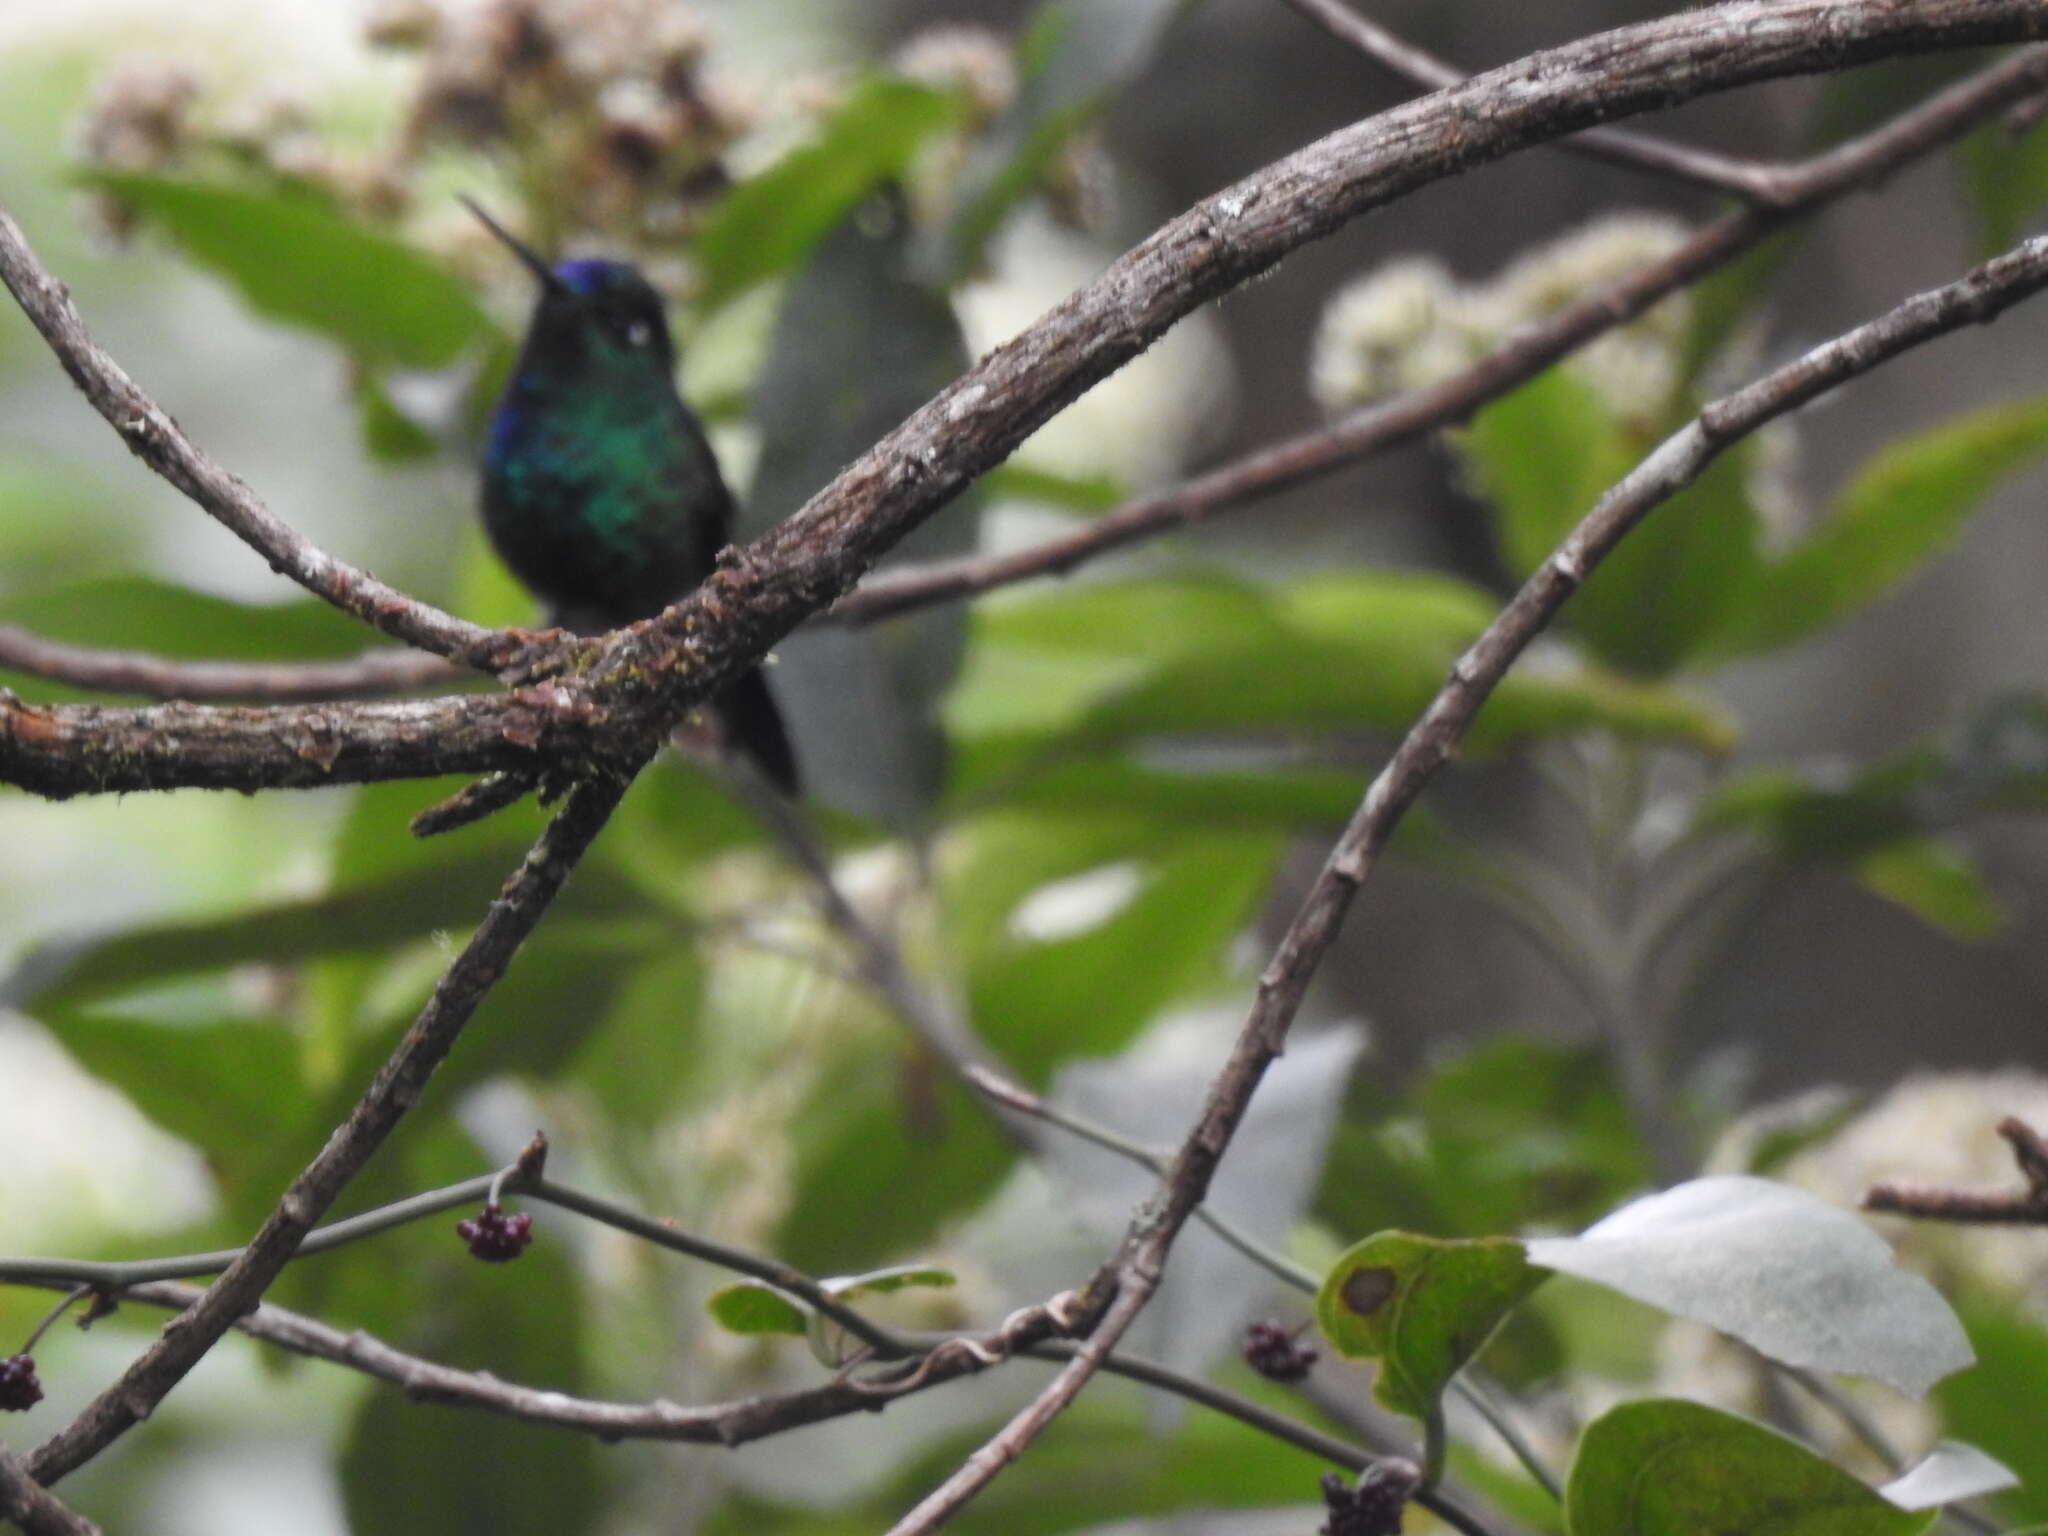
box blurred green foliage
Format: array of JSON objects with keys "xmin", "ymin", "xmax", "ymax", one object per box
[{"xmin": 4, "ymin": 5, "xmax": 2048, "ymax": 1534}]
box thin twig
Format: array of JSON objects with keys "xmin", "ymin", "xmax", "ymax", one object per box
[
  {"xmin": 0, "ymin": 627, "xmax": 466, "ymax": 702},
  {"xmin": 15, "ymin": 1271, "xmax": 1464, "ymax": 1519},
  {"xmin": 0, "ymin": 211, "xmax": 526, "ymax": 673},
  {"xmin": 27, "ymin": 770, "xmax": 641, "ymax": 1485},
  {"xmin": 883, "ymin": 222, "xmax": 2048, "ymax": 1536},
  {"xmin": 963, "ymin": 1066, "xmax": 1318, "ymax": 1293},
  {"xmin": 718, "ymin": 752, "xmax": 1031, "ymax": 1133},
  {"xmin": 1864, "ymin": 1115, "xmax": 2048, "ymax": 1224},
  {"xmin": 838, "ymin": 43, "xmax": 2048, "ymax": 625},
  {"xmin": 1451, "ymin": 1377, "xmax": 1564, "ymax": 1503},
  {"xmin": 2, "ymin": 13, "xmax": 2042, "ymax": 806},
  {"xmin": 1275, "ymin": 0, "xmax": 1798, "ymax": 203}
]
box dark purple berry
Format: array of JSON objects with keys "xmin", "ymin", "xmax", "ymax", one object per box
[
  {"xmin": 455, "ymin": 1203, "xmax": 534, "ymax": 1263},
  {"xmin": 1244, "ymin": 1320, "xmax": 1318, "ymax": 1383},
  {"xmin": 1318, "ymin": 1460, "xmax": 1419, "ymax": 1536},
  {"xmin": 0, "ymin": 1354, "xmax": 42, "ymax": 1411}
]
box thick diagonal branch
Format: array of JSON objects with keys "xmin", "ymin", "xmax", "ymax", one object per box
[
  {"xmin": 3, "ymin": 4, "xmax": 2043, "ymax": 809},
  {"xmin": 1276, "ymin": 0, "xmax": 1794, "ymax": 201},
  {"xmin": 836, "ymin": 44, "xmax": 2048, "ymax": 624},
  {"xmin": 618, "ymin": 1, "xmax": 2048, "ymax": 743}
]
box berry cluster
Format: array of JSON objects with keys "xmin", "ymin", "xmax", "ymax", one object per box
[
  {"xmin": 455, "ymin": 1203, "xmax": 534, "ymax": 1263},
  {"xmin": 0, "ymin": 1354, "xmax": 43, "ymax": 1412},
  {"xmin": 1242, "ymin": 1320, "xmax": 1318, "ymax": 1383},
  {"xmin": 1317, "ymin": 1462, "xmax": 1418, "ymax": 1536}
]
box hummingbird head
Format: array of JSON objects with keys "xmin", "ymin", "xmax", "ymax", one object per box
[{"xmin": 462, "ymin": 197, "xmax": 676, "ymax": 374}]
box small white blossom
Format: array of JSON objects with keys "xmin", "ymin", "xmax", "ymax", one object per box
[{"xmin": 1309, "ymin": 257, "xmax": 1474, "ymax": 411}]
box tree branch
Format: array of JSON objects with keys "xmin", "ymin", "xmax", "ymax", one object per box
[
  {"xmin": 884, "ymin": 221, "xmax": 2048, "ymax": 1536},
  {"xmin": 0, "ymin": 627, "xmax": 464, "ymax": 703},
  {"xmin": 0, "ymin": 210, "xmax": 537, "ymax": 673},
  {"xmin": 0, "ymin": 1445, "xmax": 98, "ymax": 1536},
  {"xmin": 1864, "ymin": 1115, "xmax": 2048, "ymax": 1223},
  {"xmin": 653, "ymin": 1, "xmax": 2048, "ymax": 733},
  {"xmin": 0, "ymin": 685, "xmax": 634, "ymax": 800},
  {"xmin": 837, "ymin": 43, "xmax": 2048, "ymax": 624},
  {"xmin": 1275, "ymin": 0, "xmax": 1797, "ymax": 203},
  {"xmin": 25, "ymin": 771, "xmax": 639, "ymax": 1486},
  {"xmin": 2, "ymin": 6, "xmax": 2041, "ymax": 808},
  {"xmin": 31, "ymin": 1275, "xmax": 1427, "ymax": 1503}
]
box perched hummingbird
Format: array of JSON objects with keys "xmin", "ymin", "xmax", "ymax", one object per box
[{"xmin": 466, "ymin": 198, "xmax": 798, "ymax": 792}]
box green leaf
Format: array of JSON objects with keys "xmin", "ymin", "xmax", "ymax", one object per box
[
  {"xmin": 776, "ymin": 824, "xmax": 1275, "ymax": 1271},
  {"xmin": 86, "ymin": 173, "xmax": 494, "ymax": 367},
  {"xmin": 693, "ymin": 77, "xmax": 960, "ymax": 309},
  {"xmin": 15, "ymin": 834, "xmax": 642, "ymax": 1013},
  {"xmin": 981, "ymin": 462, "xmax": 1124, "ymax": 514},
  {"xmin": 353, "ymin": 368, "xmax": 439, "ymax": 462},
  {"xmin": 1697, "ymin": 760, "xmax": 1935, "ymax": 862},
  {"xmin": 44, "ymin": 1012, "xmax": 315, "ymax": 1202},
  {"xmin": 1709, "ymin": 396, "xmax": 2048, "ymax": 659},
  {"xmin": 1462, "ymin": 370, "xmax": 1764, "ymax": 675},
  {"xmin": 0, "ymin": 457, "xmax": 140, "ymax": 597},
  {"xmin": 949, "ymin": 570, "xmax": 1733, "ymax": 760},
  {"xmin": 1373, "ymin": 1037, "xmax": 1653, "ymax": 1239},
  {"xmin": 1935, "ymin": 1302, "xmax": 2048, "ymax": 1525},
  {"xmin": 930, "ymin": 0, "xmax": 1196, "ymax": 278},
  {"xmin": 1853, "ymin": 836, "xmax": 2004, "ymax": 940},
  {"xmin": 703, "ymin": 1391, "xmax": 1332, "ymax": 1536},
  {"xmin": 972, "ymin": 754, "xmax": 1367, "ymax": 828},
  {"xmin": 811, "ymin": 1266, "xmax": 957, "ymax": 1363},
  {"xmin": 1565, "ymin": 1398, "xmax": 1932, "ymax": 1536},
  {"xmin": 1462, "ymin": 366, "xmax": 1646, "ymax": 579},
  {"xmin": 1314, "ymin": 1232, "xmax": 1544, "ymax": 1421},
  {"xmin": 1, "ymin": 576, "xmax": 389, "ymax": 669},
  {"xmin": 1960, "ymin": 119, "xmax": 2048, "ymax": 255},
  {"xmin": 968, "ymin": 831, "xmax": 1278, "ymax": 1077},
  {"xmin": 705, "ymin": 1282, "xmax": 809, "ymax": 1337},
  {"xmin": 742, "ymin": 194, "xmax": 977, "ymax": 827},
  {"xmin": 340, "ymin": 1242, "xmax": 602, "ymax": 1536}
]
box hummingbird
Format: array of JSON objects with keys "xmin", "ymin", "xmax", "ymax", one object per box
[{"xmin": 466, "ymin": 198, "xmax": 798, "ymax": 792}]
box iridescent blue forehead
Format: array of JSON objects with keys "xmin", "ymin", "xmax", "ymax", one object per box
[{"xmin": 553, "ymin": 259, "xmax": 635, "ymax": 295}]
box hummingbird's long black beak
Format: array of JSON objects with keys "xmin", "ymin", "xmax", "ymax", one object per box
[{"xmin": 460, "ymin": 196, "xmax": 568, "ymax": 295}]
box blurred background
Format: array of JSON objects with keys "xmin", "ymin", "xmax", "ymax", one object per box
[{"xmin": 3, "ymin": 1, "xmax": 2048, "ymax": 1532}]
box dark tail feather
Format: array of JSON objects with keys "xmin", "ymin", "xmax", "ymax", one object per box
[{"xmin": 716, "ymin": 667, "xmax": 800, "ymax": 796}]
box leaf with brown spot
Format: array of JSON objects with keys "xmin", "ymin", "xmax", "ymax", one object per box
[{"xmin": 1315, "ymin": 1232, "xmax": 1545, "ymax": 1422}]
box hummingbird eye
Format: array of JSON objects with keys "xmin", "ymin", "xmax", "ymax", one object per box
[{"xmin": 624, "ymin": 319, "xmax": 653, "ymax": 349}]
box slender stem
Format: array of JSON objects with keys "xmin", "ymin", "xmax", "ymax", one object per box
[
  {"xmin": 0, "ymin": 210, "xmax": 516, "ymax": 671},
  {"xmin": 0, "ymin": 628, "xmax": 468, "ymax": 703},
  {"xmin": 963, "ymin": 1066, "xmax": 1319, "ymax": 1294},
  {"xmin": 15, "ymin": 1289, "xmax": 89, "ymax": 1359},
  {"xmin": 1275, "ymin": 0, "xmax": 1792, "ymax": 201},
  {"xmin": 1452, "ymin": 1376, "xmax": 1564, "ymax": 1502},
  {"xmin": 836, "ymin": 45, "xmax": 2048, "ymax": 625},
  {"xmin": 0, "ymin": 1170, "xmax": 895, "ymax": 1358},
  {"xmin": 883, "ymin": 216, "xmax": 2048, "ymax": 1536},
  {"xmin": 28, "ymin": 771, "xmax": 641, "ymax": 1486}
]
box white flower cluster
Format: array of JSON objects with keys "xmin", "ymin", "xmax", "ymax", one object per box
[{"xmin": 1310, "ymin": 212, "xmax": 1695, "ymax": 428}]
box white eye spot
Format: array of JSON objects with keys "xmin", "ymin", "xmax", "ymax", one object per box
[{"xmin": 625, "ymin": 320, "xmax": 652, "ymax": 348}]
